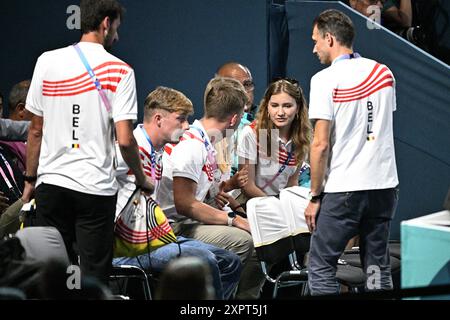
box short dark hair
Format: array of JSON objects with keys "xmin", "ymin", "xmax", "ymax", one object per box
[
  {"xmin": 313, "ymin": 9, "xmax": 355, "ymax": 48},
  {"xmin": 203, "ymin": 77, "xmax": 247, "ymax": 121},
  {"xmin": 8, "ymin": 80, "xmax": 30, "ymax": 113},
  {"xmin": 80, "ymin": 0, "xmax": 125, "ymax": 34}
]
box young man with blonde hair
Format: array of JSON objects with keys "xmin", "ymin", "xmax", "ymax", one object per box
[
  {"xmin": 157, "ymin": 77, "xmax": 265, "ymax": 300},
  {"xmin": 113, "ymin": 86, "xmax": 242, "ymax": 300}
]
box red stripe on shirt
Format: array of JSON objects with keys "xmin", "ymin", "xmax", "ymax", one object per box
[
  {"xmin": 43, "ymin": 61, "xmax": 130, "ymax": 85},
  {"xmin": 333, "ymin": 74, "xmax": 393, "ymax": 100},
  {"xmin": 42, "ymin": 84, "xmax": 117, "ymax": 96},
  {"xmin": 164, "ymin": 144, "xmax": 175, "ymax": 155},
  {"xmin": 333, "ymin": 81, "xmax": 394, "ymax": 103},
  {"xmin": 333, "ymin": 63, "xmax": 381, "ymax": 94},
  {"xmin": 42, "ymin": 69, "xmax": 127, "ymax": 89},
  {"xmin": 139, "ymin": 146, "xmax": 151, "ymax": 161},
  {"xmin": 43, "ymin": 76, "xmax": 122, "ymax": 91},
  {"xmin": 333, "ymin": 68, "xmax": 391, "ymax": 98},
  {"xmin": 43, "ymin": 77, "xmax": 122, "ymax": 94},
  {"xmin": 182, "ymin": 131, "xmax": 204, "ymax": 143}
]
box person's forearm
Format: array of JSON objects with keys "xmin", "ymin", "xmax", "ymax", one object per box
[
  {"xmin": 119, "ymin": 140, "xmax": 147, "ymax": 186},
  {"xmin": 222, "ymin": 179, "xmax": 234, "ymax": 193},
  {"xmin": 176, "ymin": 196, "xmax": 228, "ymax": 225},
  {"xmin": 242, "ymin": 182, "xmax": 266, "ymax": 198},
  {"xmin": 0, "ymin": 119, "xmax": 30, "ymax": 141},
  {"xmin": 116, "ymin": 120, "xmax": 150, "ymax": 187},
  {"xmin": 287, "ymin": 167, "xmax": 301, "ymax": 187},
  {"xmin": 399, "ymin": 0, "xmax": 412, "ymax": 27},
  {"xmin": 309, "ymin": 141, "xmax": 328, "ymax": 195},
  {"xmin": 22, "ymin": 117, "xmax": 42, "ymax": 202},
  {"xmin": 25, "ymin": 120, "xmax": 42, "ymax": 176},
  {"xmin": 384, "ymin": 0, "xmax": 412, "ymax": 28}
]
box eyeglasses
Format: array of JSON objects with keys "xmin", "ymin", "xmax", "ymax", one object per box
[
  {"xmin": 271, "ymin": 77, "xmax": 299, "ymax": 86},
  {"xmin": 242, "ymin": 79, "xmax": 255, "ymax": 92}
]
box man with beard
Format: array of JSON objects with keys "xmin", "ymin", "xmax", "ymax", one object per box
[{"xmin": 22, "ymin": 0, "xmax": 153, "ymax": 285}]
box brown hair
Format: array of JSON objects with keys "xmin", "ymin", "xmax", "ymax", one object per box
[
  {"xmin": 255, "ymin": 79, "xmax": 311, "ymax": 164},
  {"xmin": 313, "ymin": 9, "xmax": 355, "ymax": 49},
  {"xmin": 80, "ymin": 0, "xmax": 125, "ymax": 34},
  {"xmin": 203, "ymin": 77, "xmax": 247, "ymax": 121},
  {"xmin": 143, "ymin": 86, "xmax": 193, "ymax": 120}
]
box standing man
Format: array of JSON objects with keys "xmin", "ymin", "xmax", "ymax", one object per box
[
  {"xmin": 305, "ymin": 9, "xmax": 399, "ymax": 295},
  {"xmin": 22, "ymin": 0, "xmax": 153, "ymax": 285},
  {"xmin": 113, "ymin": 86, "xmax": 242, "ymax": 300}
]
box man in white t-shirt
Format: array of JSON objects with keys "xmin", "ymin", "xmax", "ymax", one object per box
[
  {"xmin": 157, "ymin": 77, "xmax": 265, "ymax": 300},
  {"xmin": 21, "ymin": 0, "xmax": 153, "ymax": 285},
  {"xmin": 112, "ymin": 86, "xmax": 242, "ymax": 299},
  {"xmin": 305, "ymin": 9, "xmax": 399, "ymax": 295}
]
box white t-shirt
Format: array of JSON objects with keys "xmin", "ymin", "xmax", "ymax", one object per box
[
  {"xmin": 115, "ymin": 124, "xmax": 163, "ymax": 216},
  {"xmin": 26, "ymin": 42, "xmax": 137, "ymax": 195},
  {"xmin": 309, "ymin": 56, "xmax": 398, "ymax": 192},
  {"xmin": 237, "ymin": 122, "xmax": 298, "ymax": 196},
  {"xmin": 157, "ymin": 120, "xmax": 221, "ymax": 223}
]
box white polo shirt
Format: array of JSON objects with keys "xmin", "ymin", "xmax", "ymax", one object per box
[
  {"xmin": 156, "ymin": 120, "xmax": 220, "ymax": 223},
  {"xmin": 26, "ymin": 42, "xmax": 137, "ymax": 195},
  {"xmin": 237, "ymin": 122, "xmax": 299, "ymax": 196},
  {"xmin": 115, "ymin": 125, "xmax": 163, "ymax": 216},
  {"xmin": 309, "ymin": 55, "xmax": 398, "ymax": 192}
]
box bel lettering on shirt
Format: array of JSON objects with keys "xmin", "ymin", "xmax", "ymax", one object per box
[
  {"xmin": 72, "ymin": 104, "xmax": 80, "ymax": 141},
  {"xmin": 366, "ymin": 101, "xmax": 375, "ymax": 141}
]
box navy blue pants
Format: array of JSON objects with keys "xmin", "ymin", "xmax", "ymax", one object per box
[{"xmin": 308, "ymin": 188, "xmax": 399, "ymax": 295}]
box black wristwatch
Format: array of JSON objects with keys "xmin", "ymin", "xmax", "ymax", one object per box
[
  {"xmin": 308, "ymin": 191, "xmax": 323, "ymax": 203},
  {"xmin": 227, "ymin": 211, "xmax": 237, "ymax": 226},
  {"xmin": 23, "ymin": 175, "xmax": 38, "ymax": 183}
]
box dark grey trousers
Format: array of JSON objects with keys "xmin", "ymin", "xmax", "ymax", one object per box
[{"xmin": 308, "ymin": 187, "xmax": 399, "ymax": 295}]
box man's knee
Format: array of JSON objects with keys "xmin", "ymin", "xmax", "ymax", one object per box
[{"xmin": 226, "ymin": 229, "xmax": 254, "ymax": 261}]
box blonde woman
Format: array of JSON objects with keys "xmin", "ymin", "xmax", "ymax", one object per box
[{"xmin": 237, "ymin": 79, "xmax": 311, "ymax": 199}]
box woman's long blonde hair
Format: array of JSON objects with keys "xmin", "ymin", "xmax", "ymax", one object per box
[{"xmin": 255, "ymin": 79, "xmax": 311, "ymax": 164}]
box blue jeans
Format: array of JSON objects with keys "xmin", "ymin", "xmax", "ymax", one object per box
[
  {"xmin": 308, "ymin": 188, "xmax": 399, "ymax": 295},
  {"xmin": 113, "ymin": 236, "xmax": 242, "ymax": 299}
]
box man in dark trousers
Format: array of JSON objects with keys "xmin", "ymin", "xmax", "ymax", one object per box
[
  {"xmin": 305, "ymin": 9, "xmax": 399, "ymax": 295},
  {"xmin": 22, "ymin": 0, "xmax": 153, "ymax": 285}
]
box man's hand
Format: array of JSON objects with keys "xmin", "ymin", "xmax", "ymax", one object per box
[
  {"xmin": 215, "ymin": 189, "xmax": 230, "ymax": 209},
  {"xmin": 232, "ymin": 215, "xmax": 251, "ymax": 233},
  {"xmin": 21, "ymin": 181, "xmax": 35, "ymax": 204},
  {"xmin": 305, "ymin": 200, "xmax": 321, "ymax": 233},
  {"xmin": 224, "ymin": 165, "xmax": 249, "ymax": 192},
  {"xmin": 138, "ymin": 176, "xmax": 155, "ymax": 195}
]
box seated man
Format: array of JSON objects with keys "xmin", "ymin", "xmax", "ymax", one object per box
[
  {"xmin": 0, "ymin": 80, "xmax": 32, "ymax": 237},
  {"xmin": 112, "ymin": 87, "xmax": 241, "ymax": 300},
  {"xmin": 157, "ymin": 77, "xmax": 265, "ymax": 300}
]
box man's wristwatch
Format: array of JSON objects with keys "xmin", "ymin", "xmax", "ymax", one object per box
[
  {"xmin": 227, "ymin": 211, "xmax": 237, "ymax": 226},
  {"xmin": 308, "ymin": 191, "xmax": 323, "ymax": 203},
  {"xmin": 23, "ymin": 175, "xmax": 38, "ymax": 183}
]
